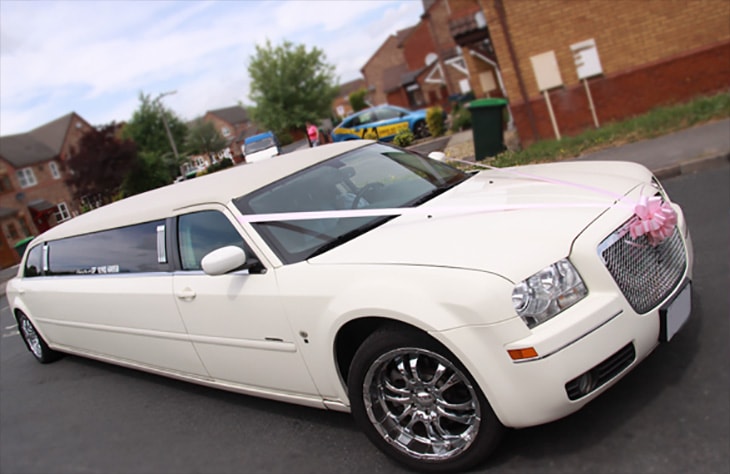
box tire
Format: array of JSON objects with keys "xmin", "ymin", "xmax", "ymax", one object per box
[
  {"xmin": 347, "ymin": 326, "xmax": 503, "ymax": 472},
  {"xmin": 413, "ymin": 121, "xmax": 429, "ymax": 139},
  {"xmin": 16, "ymin": 312, "xmax": 62, "ymax": 364}
]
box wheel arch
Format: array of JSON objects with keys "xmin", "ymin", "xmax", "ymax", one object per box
[
  {"xmin": 334, "ymin": 317, "xmax": 425, "ymax": 390},
  {"xmin": 333, "ymin": 316, "xmax": 474, "ymax": 395},
  {"xmin": 13, "ymin": 304, "xmax": 55, "ymax": 350}
]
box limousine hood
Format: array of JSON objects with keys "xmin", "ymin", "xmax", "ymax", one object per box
[{"xmin": 310, "ymin": 162, "xmax": 652, "ymax": 282}]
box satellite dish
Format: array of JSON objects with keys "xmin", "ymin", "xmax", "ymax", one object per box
[
  {"xmin": 425, "ymin": 52, "xmax": 438, "ymax": 66},
  {"xmin": 475, "ymin": 11, "xmax": 486, "ymax": 28}
]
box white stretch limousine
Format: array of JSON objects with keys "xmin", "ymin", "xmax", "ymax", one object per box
[{"xmin": 7, "ymin": 141, "xmax": 693, "ymax": 472}]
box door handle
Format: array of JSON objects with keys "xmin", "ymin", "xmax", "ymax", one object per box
[{"xmin": 176, "ymin": 288, "xmax": 196, "ymax": 302}]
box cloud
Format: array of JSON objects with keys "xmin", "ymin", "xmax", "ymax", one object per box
[{"xmin": 0, "ymin": 1, "xmax": 424, "ymax": 135}]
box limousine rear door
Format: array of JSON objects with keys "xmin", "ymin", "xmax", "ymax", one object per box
[
  {"xmin": 171, "ymin": 207, "xmax": 319, "ymax": 397},
  {"xmin": 21, "ymin": 220, "xmax": 209, "ymax": 376}
]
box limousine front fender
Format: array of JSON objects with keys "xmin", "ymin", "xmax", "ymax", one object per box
[{"xmin": 272, "ymin": 262, "xmax": 519, "ymax": 405}]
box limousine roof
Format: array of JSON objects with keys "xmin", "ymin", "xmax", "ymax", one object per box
[{"xmin": 37, "ymin": 140, "xmax": 371, "ymax": 243}]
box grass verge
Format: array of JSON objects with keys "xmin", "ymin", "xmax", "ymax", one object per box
[{"xmin": 488, "ymin": 90, "xmax": 730, "ymax": 168}]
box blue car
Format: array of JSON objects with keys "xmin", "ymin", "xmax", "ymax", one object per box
[{"xmin": 332, "ymin": 105, "xmax": 429, "ymax": 142}]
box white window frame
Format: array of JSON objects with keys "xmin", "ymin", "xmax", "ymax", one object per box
[
  {"xmin": 16, "ymin": 168, "xmax": 37, "ymax": 188},
  {"xmin": 49, "ymin": 161, "xmax": 61, "ymax": 179},
  {"xmin": 55, "ymin": 202, "xmax": 71, "ymax": 222}
]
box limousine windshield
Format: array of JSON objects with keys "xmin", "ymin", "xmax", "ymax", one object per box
[{"xmin": 234, "ymin": 143, "xmax": 470, "ymax": 263}]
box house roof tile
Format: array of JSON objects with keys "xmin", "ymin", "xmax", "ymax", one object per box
[
  {"xmin": 0, "ymin": 133, "xmax": 57, "ymax": 168},
  {"xmin": 206, "ymin": 106, "xmax": 249, "ymax": 126},
  {"xmin": 27, "ymin": 112, "xmax": 75, "ymax": 152}
]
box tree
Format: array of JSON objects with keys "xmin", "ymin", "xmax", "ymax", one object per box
[
  {"xmin": 248, "ymin": 40, "xmax": 338, "ymax": 135},
  {"xmin": 186, "ymin": 119, "xmax": 228, "ymax": 157},
  {"xmin": 348, "ymin": 88, "xmax": 368, "ymax": 112},
  {"xmin": 66, "ymin": 123, "xmax": 137, "ymax": 206},
  {"xmin": 121, "ymin": 92, "xmax": 188, "ymax": 182},
  {"xmin": 121, "ymin": 150, "xmax": 172, "ymax": 197}
]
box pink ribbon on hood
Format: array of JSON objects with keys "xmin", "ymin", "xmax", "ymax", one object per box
[
  {"xmin": 627, "ymin": 195, "xmax": 678, "ymax": 245},
  {"xmin": 238, "ymin": 159, "xmax": 679, "ymax": 248},
  {"xmin": 452, "ymin": 159, "xmax": 679, "ymax": 246}
]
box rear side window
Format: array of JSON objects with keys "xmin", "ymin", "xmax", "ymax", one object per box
[
  {"xmin": 47, "ymin": 220, "xmax": 166, "ymax": 275},
  {"xmin": 375, "ymin": 107, "xmax": 401, "ymax": 120},
  {"xmin": 23, "ymin": 244, "xmax": 43, "ymax": 277},
  {"xmin": 177, "ymin": 211, "xmax": 247, "ymax": 271}
]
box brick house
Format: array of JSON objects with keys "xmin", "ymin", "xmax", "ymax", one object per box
[
  {"xmin": 0, "ymin": 112, "xmax": 94, "ymax": 268},
  {"xmin": 332, "ymin": 78, "xmax": 368, "ymax": 120},
  {"xmin": 362, "ymin": 0, "xmax": 478, "ymax": 112},
  {"xmin": 362, "ymin": 30, "xmax": 412, "ymax": 107},
  {"xmin": 448, "ymin": 1, "xmax": 505, "ymax": 100},
  {"xmin": 473, "ymin": 0, "xmax": 730, "ymax": 145},
  {"xmin": 204, "ymin": 106, "xmax": 252, "ymax": 152}
]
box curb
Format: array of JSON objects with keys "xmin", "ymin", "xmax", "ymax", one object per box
[{"xmin": 652, "ymin": 153, "xmax": 730, "ymax": 180}]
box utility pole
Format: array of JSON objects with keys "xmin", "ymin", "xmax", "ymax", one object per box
[{"xmin": 154, "ymin": 91, "xmax": 180, "ymax": 161}]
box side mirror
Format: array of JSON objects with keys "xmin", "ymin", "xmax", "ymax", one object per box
[
  {"xmin": 428, "ymin": 151, "xmax": 447, "ymax": 162},
  {"xmin": 201, "ymin": 246, "xmax": 248, "ymax": 276}
]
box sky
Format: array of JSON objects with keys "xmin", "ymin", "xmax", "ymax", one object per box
[{"xmin": 0, "ymin": 0, "xmax": 425, "ymax": 136}]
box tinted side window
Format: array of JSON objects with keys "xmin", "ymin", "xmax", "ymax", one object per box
[
  {"xmin": 357, "ymin": 111, "xmax": 375, "ymax": 126},
  {"xmin": 178, "ymin": 211, "xmax": 246, "ymax": 271},
  {"xmin": 375, "ymin": 108, "xmax": 401, "ymax": 121},
  {"xmin": 24, "ymin": 244, "xmax": 43, "ymax": 277},
  {"xmin": 47, "ymin": 220, "xmax": 166, "ymax": 275}
]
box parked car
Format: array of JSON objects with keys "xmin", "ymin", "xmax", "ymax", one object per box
[
  {"xmin": 331, "ymin": 105, "xmax": 429, "ymax": 142},
  {"xmin": 243, "ymin": 131, "xmax": 280, "ymax": 163},
  {"xmin": 7, "ymin": 140, "xmax": 693, "ymax": 472}
]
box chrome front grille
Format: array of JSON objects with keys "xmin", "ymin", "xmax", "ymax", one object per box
[{"xmin": 599, "ymin": 225, "xmax": 686, "ymax": 314}]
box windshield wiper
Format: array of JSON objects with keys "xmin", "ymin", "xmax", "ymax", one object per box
[{"xmin": 305, "ymin": 216, "xmax": 393, "ymax": 259}]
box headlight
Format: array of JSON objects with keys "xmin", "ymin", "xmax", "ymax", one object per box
[{"xmin": 512, "ymin": 259, "xmax": 587, "ymax": 328}]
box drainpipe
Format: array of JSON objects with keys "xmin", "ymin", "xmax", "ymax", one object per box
[{"xmin": 493, "ymin": 0, "xmax": 540, "ymax": 141}]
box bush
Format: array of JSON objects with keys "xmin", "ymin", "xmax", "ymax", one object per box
[
  {"xmin": 349, "ymin": 88, "xmax": 368, "ymax": 112},
  {"xmin": 205, "ymin": 158, "xmax": 234, "ymax": 174},
  {"xmin": 277, "ymin": 131, "xmax": 293, "ymax": 146},
  {"xmin": 426, "ymin": 106, "xmax": 445, "ymax": 137},
  {"xmin": 393, "ymin": 129, "xmax": 415, "ymax": 147},
  {"xmin": 450, "ymin": 105, "xmax": 472, "ymax": 132}
]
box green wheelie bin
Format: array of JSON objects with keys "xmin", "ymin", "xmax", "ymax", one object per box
[{"xmin": 468, "ymin": 98, "xmax": 508, "ymax": 161}]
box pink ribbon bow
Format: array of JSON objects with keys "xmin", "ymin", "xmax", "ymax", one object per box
[{"xmin": 628, "ymin": 195, "xmax": 678, "ymax": 245}]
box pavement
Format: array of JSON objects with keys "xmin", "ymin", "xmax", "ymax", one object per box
[
  {"xmin": 1, "ymin": 118, "xmax": 728, "ymax": 295},
  {"xmin": 435, "ymin": 117, "xmax": 730, "ymax": 180}
]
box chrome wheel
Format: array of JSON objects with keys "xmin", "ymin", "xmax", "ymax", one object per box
[
  {"xmin": 20, "ymin": 317, "xmax": 44, "ymax": 359},
  {"xmin": 17, "ymin": 313, "xmax": 62, "ymax": 364},
  {"xmin": 362, "ymin": 347, "xmax": 480, "ymax": 461}
]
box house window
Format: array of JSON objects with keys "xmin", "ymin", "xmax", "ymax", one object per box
[
  {"xmin": 221, "ymin": 127, "xmax": 231, "ymax": 137},
  {"xmin": 6, "ymin": 222, "xmax": 19, "ymax": 240},
  {"xmin": 16, "ymin": 168, "xmax": 37, "ymax": 188},
  {"xmin": 19, "ymin": 218, "xmax": 31, "ymax": 237},
  {"xmin": 0, "ymin": 174, "xmax": 13, "ymax": 193},
  {"xmin": 55, "ymin": 202, "xmax": 71, "ymax": 222},
  {"xmin": 49, "ymin": 161, "xmax": 61, "ymax": 179},
  {"xmin": 81, "ymin": 195, "xmax": 102, "ymax": 211}
]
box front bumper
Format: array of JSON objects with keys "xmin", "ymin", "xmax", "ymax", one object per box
[
  {"xmin": 440, "ymin": 282, "xmax": 689, "ymax": 428},
  {"xmin": 436, "ymin": 199, "xmax": 694, "ymax": 428}
]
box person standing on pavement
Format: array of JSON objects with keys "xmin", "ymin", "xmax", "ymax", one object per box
[{"xmin": 307, "ymin": 121, "xmax": 319, "ymax": 147}]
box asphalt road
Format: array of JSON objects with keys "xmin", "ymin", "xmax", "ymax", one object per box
[{"xmin": 1, "ymin": 164, "xmax": 728, "ymax": 474}]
